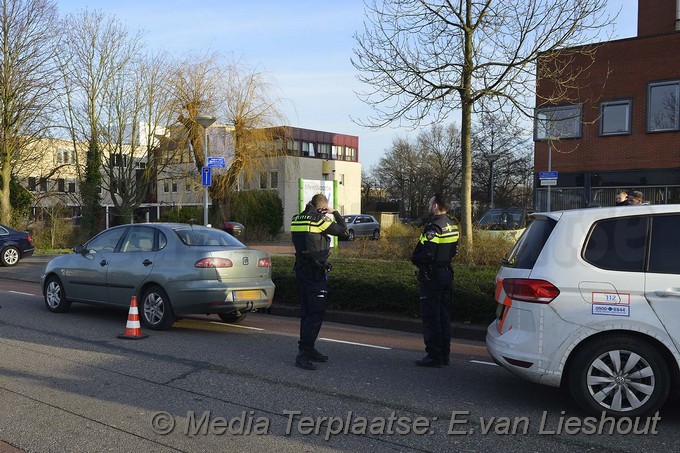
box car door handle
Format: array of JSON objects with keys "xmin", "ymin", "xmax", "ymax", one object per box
[
  {"xmin": 143, "ymin": 259, "xmax": 153, "ymax": 266},
  {"xmin": 655, "ymin": 289, "xmax": 680, "ymax": 297},
  {"xmin": 99, "ymin": 260, "xmax": 108, "ymax": 267}
]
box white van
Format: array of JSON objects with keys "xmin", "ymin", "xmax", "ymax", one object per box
[{"xmin": 486, "ymin": 205, "xmax": 680, "ymax": 416}]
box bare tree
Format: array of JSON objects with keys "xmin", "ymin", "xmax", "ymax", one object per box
[
  {"xmin": 353, "ymin": 0, "xmax": 614, "ymax": 246},
  {"xmin": 168, "ymin": 56, "xmax": 287, "ymax": 222},
  {"xmin": 471, "ymin": 111, "xmax": 533, "ymax": 210},
  {"xmin": 57, "ymin": 9, "xmax": 142, "ymax": 237},
  {"xmin": 99, "ymin": 51, "xmax": 176, "ymax": 224},
  {"xmin": 0, "ymin": 0, "xmax": 61, "ymax": 224}
]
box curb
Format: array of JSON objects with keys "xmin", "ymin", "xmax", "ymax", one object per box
[{"xmin": 269, "ymin": 304, "xmax": 487, "ymax": 342}]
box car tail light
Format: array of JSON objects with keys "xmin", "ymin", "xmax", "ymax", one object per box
[
  {"xmin": 502, "ymin": 278, "xmax": 559, "ymax": 304},
  {"xmin": 195, "ymin": 258, "xmax": 233, "ymax": 268},
  {"xmin": 257, "ymin": 257, "xmax": 271, "ymax": 267},
  {"xmin": 27, "ymin": 234, "xmax": 33, "ymax": 244}
]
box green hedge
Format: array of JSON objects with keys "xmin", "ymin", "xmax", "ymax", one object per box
[{"xmin": 271, "ymin": 255, "xmax": 498, "ymax": 324}]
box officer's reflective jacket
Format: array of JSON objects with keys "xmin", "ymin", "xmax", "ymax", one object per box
[
  {"xmin": 411, "ymin": 214, "xmax": 459, "ymax": 267},
  {"xmin": 291, "ymin": 203, "xmax": 349, "ymax": 264}
]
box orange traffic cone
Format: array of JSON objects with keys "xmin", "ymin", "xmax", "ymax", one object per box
[{"xmin": 118, "ymin": 296, "xmax": 148, "ymax": 340}]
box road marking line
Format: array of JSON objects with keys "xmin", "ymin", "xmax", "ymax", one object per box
[
  {"xmin": 208, "ymin": 322, "xmax": 264, "ymax": 331},
  {"xmin": 470, "ymin": 360, "xmax": 498, "ymax": 366},
  {"xmin": 8, "ymin": 291, "xmax": 35, "ymax": 296},
  {"xmin": 319, "ymin": 338, "xmax": 391, "ymax": 350}
]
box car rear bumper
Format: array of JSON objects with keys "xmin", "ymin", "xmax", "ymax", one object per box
[{"xmin": 166, "ymin": 279, "xmax": 275, "ymax": 315}]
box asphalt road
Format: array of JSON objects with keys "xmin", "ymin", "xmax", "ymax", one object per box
[{"xmin": 2, "ymin": 256, "xmax": 680, "ymax": 452}]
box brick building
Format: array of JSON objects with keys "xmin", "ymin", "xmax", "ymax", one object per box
[{"xmin": 534, "ymin": 0, "xmax": 680, "ymax": 209}]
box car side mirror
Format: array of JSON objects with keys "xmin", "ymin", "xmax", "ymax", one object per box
[{"xmin": 73, "ymin": 244, "xmax": 84, "ymax": 254}]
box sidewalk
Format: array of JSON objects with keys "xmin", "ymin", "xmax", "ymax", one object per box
[{"xmin": 0, "ymin": 248, "xmax": 487, "ymax": 342}]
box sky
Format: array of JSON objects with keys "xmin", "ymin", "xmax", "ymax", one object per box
[{"xmin": 56, "ymin": 0, "xmax": 639, "ymax": 170}]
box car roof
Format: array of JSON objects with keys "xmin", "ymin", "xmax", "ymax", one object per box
[{"xmin": 533, "ymin": 204, "xmax": 680, "ymax": 222}]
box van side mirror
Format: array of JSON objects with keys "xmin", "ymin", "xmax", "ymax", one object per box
[{"xmin": 73, "ymin": 244, "xmax": 84, "ymax": 254}]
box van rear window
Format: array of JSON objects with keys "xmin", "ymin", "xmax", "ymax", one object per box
[{"xmin": 503, "ymin": 217, "xmax": 556, "ymax": 269}]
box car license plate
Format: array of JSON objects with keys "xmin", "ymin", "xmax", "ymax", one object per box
[{"xmin": 234, "ymin": 290, "xmax": 261, "ymax": 300}]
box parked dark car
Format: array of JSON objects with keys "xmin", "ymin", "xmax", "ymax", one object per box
[
  {"xmin": 341, "ymin": 214, "xmax": 380, "ymax": 241},
  {"xmin": 222, "ymin": 221, "xmax": 244, "ymax": 237},
  {"xmin": 41, "ymin": 223, "xmax": 274, "ymax": 330},
  {"xmin": 0, "ymin": 224, "xmax": 35, "ymax": 267}
]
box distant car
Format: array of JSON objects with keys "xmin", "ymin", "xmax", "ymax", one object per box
[
  {"xmin": 475, "ymin": 207, "xmax": 533, "ymax": 242},
  {"xmin": 221, "ymin": 221, "xmax": 244, "ymax": 237},
  {"xmin": 41, "ymin": 223, "xmax": 274, "ymax": 330},
  {"xmin": 0, "ymin": 224, "xmax": 35, "ymax": 267},
  {"xmin": 342, "ymin": 214, "xmax": 380, "ymax": 241}
]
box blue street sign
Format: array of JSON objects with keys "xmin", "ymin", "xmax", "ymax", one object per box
[
  {"xmin": 539, "ymin": 171, "xmax": 558, "ymax": 179},
  {"xmin": 201, "ymin": 166, "xmax": 212, "ymax": 187},
  {"xmin": 207, "ymin": 157, "xmax": 226, "ymax": 168}
]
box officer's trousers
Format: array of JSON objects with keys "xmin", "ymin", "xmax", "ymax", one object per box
[
  {"xmin": 418, "ymin": 268, "xmax": 453, "ymax": 360},
  {"xmin": 295, "ymin": 267, "xmax": 328, "ymax": 351}
]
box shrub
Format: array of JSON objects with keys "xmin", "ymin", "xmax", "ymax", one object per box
[
  {"xmin": 230, "ymin": 190, "xmax": 283, "ymax": 241},
  {"xmin": 271, "ymin": 255, "xmax": 498, "ymax": 323}
]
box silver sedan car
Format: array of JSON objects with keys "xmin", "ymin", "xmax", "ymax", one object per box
[{"xmin": 41, "ymin": 223, "xmax": 275, "ymax": 330}]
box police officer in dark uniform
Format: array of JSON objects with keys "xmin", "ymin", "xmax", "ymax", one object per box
[
  {"xmin": 411, "ymin": 193, "xmax": 459, "ymax": 367},
  {"xmin": 291, "ymin": 193, "xmax": 349, "ymax": 370}
]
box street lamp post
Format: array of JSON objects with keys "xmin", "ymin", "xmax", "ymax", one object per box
[
  {"xmin": 547, "ymin": 140, "xmax": 553, "ymax": 213},
  {"xmin": 487, "ymin": 153, "xmax": 500, "ymax": 208},
  {"xmin": 196, "ymin": 115, "xmax": 217, "ymax": 226}
]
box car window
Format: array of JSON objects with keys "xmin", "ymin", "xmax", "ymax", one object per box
[
  {"xmin": 159, "ymin": 231, "xmax": 167, "ymax": 250},
  {"xmin": 174, "ymin": 227, "xmax": 243, "ymax": 247},
  {"xmin": 649, "ymin": 215, "xmax": 680, "ymax": 274},
  {"xmin": 504, "ymin": 217, "xmax": 556, "ymax": 269},
  {"xmin": 583, "ymin": 216, "xmax": 648, "ymax": 272},
  {"xmin": 343, "ymin": 216, "xmax": 356, "ymax": 223},
  {"xmin": 121, "ymin": 226, "xmax": 156, "ymax": 253},
  {"xmin": 0, "ymin": 226, "xmax": 8, "ymax": 235},
  {"xmin": 86, "ymin": 228, "xmax": 126, "ymax": 253}
]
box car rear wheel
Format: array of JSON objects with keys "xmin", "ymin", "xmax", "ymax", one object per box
[
  {"xmin": 218, "ymin": 310, "xmax": 248, "ymax": 324},
  {"xmin": 568, "ymin": 334, "xmax": 670, "ymax": 417},
  {"xmin": 44, "ymin": 276, "xmax": 71, "ymax": 313},
  {"xmin": 347, "ymin": 229, "xmax": 355, "ymax": 241},
  {"xmin": 371, "ymin": 229, "xmax": 380, "ymax": 240},
  {"xmin": 140, "ymin": 285, "xmax": 176, "ymax": 330},
  {"xmin": 1, "ymin": 246, "xmax": 20, "ymax": 267}
]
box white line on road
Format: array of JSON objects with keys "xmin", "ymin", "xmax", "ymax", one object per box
[
  {"xmin": 470, "ymin": 360, "xmax": 498, "ymax": 366},
  {"xmin": 8, "ymin": 291, "xmax": 36, "ymax": 296},
  {"xmin": 208, "ymin": 322, "xmax": 264, "ymax": 331},
  {"xmin": 319, "ymin": 337, "xmax": 391, "ymax": 350}
]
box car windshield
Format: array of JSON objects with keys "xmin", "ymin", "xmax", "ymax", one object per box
[
  {"xmin": 343, "ymin": 216, "xmax": 356, "ymax": 223},
  {"xmin": 478, "ymin": 208, "xmax": 526, "ymax": 230},
  {"xmin": 174, "ymin": 227, "xmax": 244, "ymax": 247}
]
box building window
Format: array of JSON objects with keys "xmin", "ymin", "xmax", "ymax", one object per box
[
  {"xmin": 163, "ymin": 182, "xmax": 169, "ymax": 193},
  {"xmin": 332, "ymin": 145, "xmax": 342, "ymax": 160},
  {"xmin": 57, "ymin": 178, "xmax": 65, "ymax": 192},
  {"xmin": 345, "ymin": 147, "xmax": 356, "ymax": 161},
  {"xmin": 39, "ymin": 178, "xmax": 47, "ymax": 192},
  {"xmin": 260, "ymin": 172, "xmax": 267, "ymax": 189},
  {"xmin": 270, "ymin": 171, "xmax": 278, "ymax": 189},
  {"xmin": 600, "ymin": 100, "xmax": 631, "ymax": 136},
  {"xmin": 648, "ymin": 80, "xmax": 680, "ymax": 131},
  {"xmin": 302, "ymin": 142, "xmax": 315, "ymax": 157},
  {"xmin": 289, "ymin": 140, "xmax": 301, "ymax": 156},
  {"xmin": 68, "ymin": 181, "xmax": 76, "ymax": 193},
  {"xmin": 56, "ymin": 148, "xmax": 75, "ymax": 164},
  {"xmin": 535, "ymin": 105, "xmax": 582, "ymax": 140},
  {"xmin": 28, "ymin": 177, "xmax": 36, "ymax": 191},
  {"xmin": 318, "ymin": 143, "xmax": 330, "ymax": 159},
  {"xmin": 171, "ymin": 182, "xmax": 178, "ymax": 193}
]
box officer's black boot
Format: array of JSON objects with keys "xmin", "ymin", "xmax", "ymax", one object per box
[
  {"xmin": 295, "ymin": 351, "xmax": 317, "ymax": 370},
  {"xmin": 307, "ymin": 348, "xmax": 328, "ymax": 362},
  {"xmin": 415, "ymin": 355, "xmax": 441, "ymax": 368}
]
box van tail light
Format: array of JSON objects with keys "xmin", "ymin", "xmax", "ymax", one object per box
[
  {"xmin": 195, "ymin": 258, "xmax": 233, "ymax": 268},
  {"xmin": 502, "ymin": 278, "xmax": 559, "ymax": 304},
  {"xmin": 257, "ymin": 258, "xmax": 271, "ymax": 267}
]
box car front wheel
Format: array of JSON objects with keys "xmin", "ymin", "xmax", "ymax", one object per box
[
  {"xmin": 568, "ymin": 334, "xmax": 670, "ymax": 417},
  {"xmin": 218, "ymin": 310, "xmax": 248, "ymax": 324},
  {"xmin": 1, "ymin": 246, "xmax": 20, "ymax": 266},
  {"xmin": 372, "ymin": 229, "xmax": 380, "ymax": 240},
  {"xmin": 44, "ymin": 276, "xmax": 71, "ymax": 313},
  {"xmin": 347, "ymin": 229, "xmax": 355, "ymax": 241},
  {"xmin": 140, "ymin": 285, "xmax": 176, "ymax": 330}
]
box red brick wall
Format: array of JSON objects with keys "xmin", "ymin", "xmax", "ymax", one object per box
[
  {"xmin": 535, "ymin": 31, "xmax": 680, "ymax": 174},
  {"xmin": 638, "ymin": 0, "xmax": 677, "ymax": 36}
]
